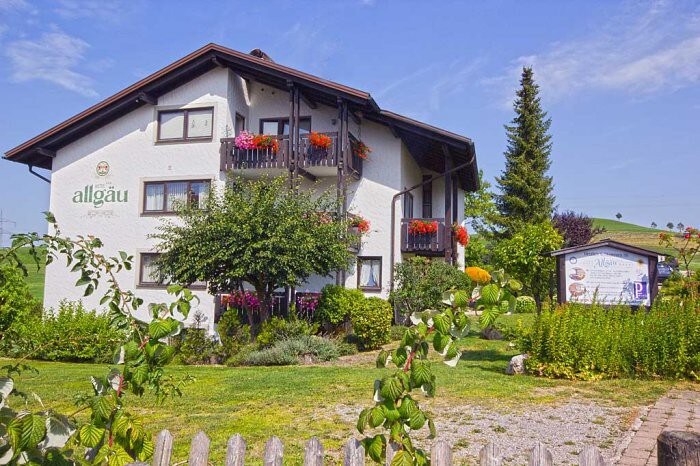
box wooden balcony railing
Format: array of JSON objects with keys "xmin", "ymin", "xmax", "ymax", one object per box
[
  {"xmin": 219, "ymin": 131, "xmax": 364, "ymax": 178},
  {"xmin": 400, "ymin": 218, "xmax": 446, "ymax": 254}
]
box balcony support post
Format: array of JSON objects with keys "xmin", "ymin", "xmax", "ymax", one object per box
[
  {"xmin": 336, "ymin": 98, "xmax": 349, "ymax": 286},
  {"xmin": 443, "ymin": 144, "xmax": 454, "ymax": 264},
  {"xmin": 293, "ymin": 87, "xmax": 301, "ymax": 186},
  {"xmin": 287, "ymin": 81, "xmax": 296, "ymax": 189}
]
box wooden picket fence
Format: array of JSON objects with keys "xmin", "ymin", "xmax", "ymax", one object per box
[{"xmin": 127, "ymin": 429, "xmax": 612, "ymax": 466}]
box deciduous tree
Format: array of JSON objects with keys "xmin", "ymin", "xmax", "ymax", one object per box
[{"xmin": 153, "ymin": 176, "xmax": 355, "ymax": 324}]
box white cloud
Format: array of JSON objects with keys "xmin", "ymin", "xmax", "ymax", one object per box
[
  {"xmin": 52, "ymin": 0, "xmax": 125, "ymax": 21},
  {"xmin": 487, "ymin": 0, "xmax": 700, "ymax": 104},
  {"xmin": 5, "ymin": 31, "xmax": 98, "ymax": 97}
]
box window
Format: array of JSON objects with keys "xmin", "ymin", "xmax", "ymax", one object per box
[
  {"xmin": 422, "ymin": 175, "xmax": 433, "ymax": 218},
  {"xmin": 235, "ymin": 113, "xmax": 246, "ymax": 135},
  {"xmin": 259, "ymin": 117, "xmax": 311, "ymax": 135},
  {"xmin": 143, "ymin": 180, "xmax": 210, "ymax": 213},
  {"xmin": 357, "ymin": 256, "xmax": 382, "ymax": 291},
  {"xmin": 139, "ymin": 253, "xmax": 205, "ymax": 288},
  {"xmin": 403, "ymin": 192, "xmax": 414, "ymax": 218},
  {"xmin": 157, "ymin": 107, "xmax": 213, "ymax": 142}
]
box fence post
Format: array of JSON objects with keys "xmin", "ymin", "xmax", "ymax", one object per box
[
  {"xmin": 264, "ymin": 436, "xmax": 284, "ymax": 466},
  {"xmin": 188, "ymin": 431, "xmax": 210, "ymax": 466},
  {"xmin": 343, "ymin": 439, "xmax": 365, "ymax": 466},
  {"xmin": 431, "ymin": 438, "xmax": 452, "ymax": 465},
  {"xmin": 226, "ymin": 434, "xmax": 246, "ymax": 466},
  {"xmin": 528, "ymin": 442, "xmax": 553, "ymax": 466},
  {"xmin": 579, "ymin": 445, "xmax": 606, "ymax": 466},
  {"xmin": 304, "ymin": 437, "xmax": 324, "ymax": 466},
  {"xmin": 658, "ymin": 431, "xmax": 700, "ymax": 466},
  {"xmin": 153, "ymin": 429, "xmax": 174, "ymax": 466},
  {"xmin": 479, "ymin": 442, "xmax": 502, "ymax": 466}
]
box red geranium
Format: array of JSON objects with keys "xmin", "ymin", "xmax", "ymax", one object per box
[
  {"xmin": 453, "ymin": 224, "xmax": 469, "ymax": 247},
  {"xmin": 253, "ymin": 134, "xmax": 279, "ymax": 153},
  {"xmin": 309, "ymin": 131, "xmax": 333, "ymax": 149},
  {"xmin": 352, "ymin": 218, "xmax": 370, "ymax": 234},
  {"xmin": 408, "ymin": 220, "xmax": 439, "ymax": 235},
  {"xmin": 353, "ymin": 141, "xmax": 372, "ymax": 160}
]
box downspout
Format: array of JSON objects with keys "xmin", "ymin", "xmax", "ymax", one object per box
[
  {"xmin": 28, "ymin": 165, "xmax": 51, "ymax": 183},
  {"xmin": 389, "ymin": 154, "xmax": 475, "ymax": 293}
]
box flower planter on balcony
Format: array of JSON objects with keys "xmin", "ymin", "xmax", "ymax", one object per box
[{"xmin": 400, "ymin": 218, "xmax": 446, "ymax": 255}]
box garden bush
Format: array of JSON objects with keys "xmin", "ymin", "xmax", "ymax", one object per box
[
  {"xmin": 179, "ymin": 327, "xmax": 221, "ymax": 365},
  {"xmin": 390, "ymin": 325, "xmax": 409, "ymax": 341},
  {"xmin": 515, "ymin": 296, "xmax": 536, "ymax": 313},
  {"xmin": 390, "ymin": 257, "xmax": 471, "ymax": 316},
  {"xmin": 351, "ymin": 297, "xmax": 392, "ymax": 349},
  {"xmin": 1, "ymin": 301, "xmax": 122, "ymax": 363},
  {"xmin": 216, "ymin": 310, "xmax": 250, "ymax": 359},
  {"xmin": 242, "ymin": 335, "xmax": 341, "ymax": 366},
  {"xmin": 0, "ymin": 264, "xmax": 41, "ymax": 333},
  {"xmin": 520, "ymin": 299, "xmax": 700, "ymax": 380},
  {"xmin": 256, "ymin": 316, "xmax": 318, "ymax": 348},
  {"xmin": 315, "ymin": 285, "xmax": 365, "ymax": 333}
]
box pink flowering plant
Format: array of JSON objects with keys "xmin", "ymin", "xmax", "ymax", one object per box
[
  {"xmin": 233, "ymin": 130, "xmax": 256, "ymax": 150},
  {"xmin": 659, "ymin": 226, "xmax": 700, "ymax": 274}
]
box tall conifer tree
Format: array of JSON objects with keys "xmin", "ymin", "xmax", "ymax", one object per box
[{"xmin": 495, "ymin": 67, "xmax": 555, "ymax": 235}]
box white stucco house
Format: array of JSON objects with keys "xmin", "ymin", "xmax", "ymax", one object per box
[{"xmin": 4, "ymin": 44, "xmax": 479, "ymax": 328}]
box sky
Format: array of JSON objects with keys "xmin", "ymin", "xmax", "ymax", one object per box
[{"xmin": 0, "ymin": 0, "xmax": 698, "ymax": 241}]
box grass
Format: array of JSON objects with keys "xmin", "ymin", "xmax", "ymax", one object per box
[
  {"xmin": 1, "ymin": 246, "xmax": 46, "ymax": 301},
  {"xmin": 593, "ymin": 218, "xmax": 700, "ymax": 270},
  {"xmin": 6, "ymin": 329, "xmax": 684, "ymax": 465}
]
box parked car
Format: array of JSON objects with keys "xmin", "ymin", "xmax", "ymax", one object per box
[{"xmin": 657, "ymin": 261, "xmax": 676, "ymax": 283}]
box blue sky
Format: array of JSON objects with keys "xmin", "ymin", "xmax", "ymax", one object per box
[{"xmin": 0, "ymin": 0, "xmax": 698, "ymax": 240}]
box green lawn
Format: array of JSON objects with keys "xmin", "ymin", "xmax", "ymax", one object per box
[
  {"xmin": 1, "ymin": 246, "xmax": 46, "ymax": 301},
  {"xmin": 592, "ymin": 218, "xmax": 660, "ymax": 233},
  {"xmin": 6, "ymin": 327, "xmax": 682, "ymax": 464}
]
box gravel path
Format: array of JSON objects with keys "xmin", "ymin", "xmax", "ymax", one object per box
[{"xmin": 335, "ymin": 397, "xmax": 632, "ymax": 465}]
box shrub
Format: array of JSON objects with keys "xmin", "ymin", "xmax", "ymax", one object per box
[
  {"xmin": 520, "ymin": 299, "xmax": 700, "ymax": 380},
  {"xmin": 351, "ymin": 297, "xmax": 392, "ymax": 349},
  {"xmin": 515, "ymin": 296, "xmax": 536, "ymax": 313},
  {"xmin": 216, "ymin": 310, "xmax": 250, "ymax": 359},
  {"xmin": 552, "ymin": 210, "xmax": 605, "ymax": 248},
  {"xmin": 1, "ymin": 301, "xmax": 122, "ymax": 363},
  {"xmin": 242, "ymin": 335, "xmax": 341, "ymax": 366},
  {"xmin": 256, "ymin": 316, "xmax": 318, "ymax": 348},
  {"xmin": 179, "ymin": 327, "xmax": 221, "ymax": 365},
  {"xmin": 390, "ymin": 257, "xmax": 471, "ymax": 316},
  {"xmin": 315, "ymin": 285, "xmax": 365, "ymax": 332},
  {"xmin": 0, "ymin": 264, "xmax": 41, "ymax": 334},
  {"xmin": 390, "ymin": 325, "xmax": 409, "ymax": 341}
]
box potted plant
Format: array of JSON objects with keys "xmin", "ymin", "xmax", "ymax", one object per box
[
  {"xmin": 453, "ymin": 224, "xmax": 469, "ymax": 247},
  {"xmin": 353, "ymin": 140, "xmax": 372, "ymax": 160},
  {"xmin": 350, "ymin": 216, "xmax": 371, "ymax": 235},
  {"xmin": 308, "ymin": 131, "xmax": 333, "ymax": 162},
  {"xmin": 408, "ymin": 219, "xmax": 439, "ymax": 248}
]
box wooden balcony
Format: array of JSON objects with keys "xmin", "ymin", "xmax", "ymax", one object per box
[
  {"xmin": 220, "ymin": 132, "xmax": 362, "ymax": 178},
  {"xmin": 400, "ymin": 218, "xmax": 447, "ymax": 255}
]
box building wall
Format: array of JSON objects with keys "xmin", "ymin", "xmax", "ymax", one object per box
[{"xmin": 43, "ymin": 66, "xmax": 465, "ymax": 325}]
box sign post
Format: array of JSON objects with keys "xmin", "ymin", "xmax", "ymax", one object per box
[{"xmin": 549, "ymin": 240, "xmax": 659, "ymax": 307}]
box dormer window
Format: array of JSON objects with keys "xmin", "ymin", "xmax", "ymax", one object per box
[{"xmin": 157, "ymin": 107, "xmax": 214, "ymax": 142}]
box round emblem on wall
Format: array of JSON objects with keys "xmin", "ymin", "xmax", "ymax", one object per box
[{"xmin": 96, "ymin": 161, "xmax": 110, "ymax": 176}]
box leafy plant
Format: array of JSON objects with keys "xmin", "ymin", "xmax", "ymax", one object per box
[
  {"xmin": 255, "ymin": 316, "xmax": 318, "ymax": 348},
  {"xmin": 242, "ymin": 335, "xmax": 341, "ymax": 366},
  {"xmin": 514, "ymin": 296, "xmax": 536, "ymax": 314},
  {"xmin": 472, "ymin": 269, "xmax": 524, "ymax": 331},
  {"xmin": 0, "ymin": 263, "xmax": 41, "ymax": 334},
  {"xmin": 358, "ymin": 290, "xmax": 471, "ymax": 464},
  {"xmin": 390, "ymin": 257, "xmax": 471, "ymax": 316},
  {"xmin": 552, "ymin": 210, "xmax": 605, "ymax": 248},
  {"xmin": 0, "ymin": 214, "xmax": 196, "ymax": 465},
  {"xmin": 351, "ymin": 297, "xmax": 392, "ymax": 350},
  {"xmin": 315, "ymin": 285, "xmax": 365, "ymax": 333}
]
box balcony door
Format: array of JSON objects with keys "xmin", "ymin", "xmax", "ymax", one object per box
[{"xmin": 260, "ymin": 117, "xmax": 311, "ymax": 135}]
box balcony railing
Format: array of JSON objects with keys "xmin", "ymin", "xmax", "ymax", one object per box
[
  {"xmin": 220, "ymin": 132, "xmax": 362, "ymax": 177},
  {"xmin": 400, "ymin": 218, "xmax": 446, "ymax": 254}
]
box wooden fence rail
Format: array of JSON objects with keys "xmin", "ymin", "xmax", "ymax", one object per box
[{"xmin": 126, "ymin": 429, "xmax": 615, "ymax": 466}]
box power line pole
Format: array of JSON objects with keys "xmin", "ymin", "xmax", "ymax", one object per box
[{"xmin": 0, "ymin": 210, "xmax": 16, "ymax": 248}]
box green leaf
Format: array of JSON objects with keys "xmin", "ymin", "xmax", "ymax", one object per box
[
  {"xmin": 20, "ymin": 413, "xmax": 46, "ymax": 449},
  {"xmin": 392, "ymin": 347, "xmax": 407, "ymax": 368},
  {"xmin": 507, "ymin": 278, "xmax": 523, "ymax": 292},
  {"xmin": 391, "ymin": 450, "xmax": 414, "ymax": 466},
  {"xmin": 381, "ymin": 400, "xmax": 401, "ymax": 423},
  {"xmin": 408, "ymin": 410, "xmax": 426, "ymax": 430},
  {"xmin": 92, "ymin": 395, "xmax": 115, "ymax": 421},
  {"xmin": 480, "ymin": 284, "xmax": 501, "ymax": 305},
  {"xmin": 432, "ymin": 332, "xmax": 450, "ymax": 353},
  {"xmin": 130, "ymin": 364, "xmax": 149, "ymax": 387},
  {"xmin": 428, "ymin": 418, "xmax": 437, "ymax": 439},
  {"xmin": 148, "ymin": 318, "xmax": 180, "ymax": 340},
  {"xmin": 453, "ymin": 290, "xmax": 470, "ymax": 308},
  {"xmin": 365, "ymin": 435, "xmax": 386, "ymax": 463},
  {"xmin": 380, "ymin": 377, "xmax": 403, "ymax": 402},
  {"xmin": 398, "ymin": 396, "xmax": 418, "ymax": 420},
  {"xmin": 411, "ymin": 359, "xmax": 432, "ymax": 386},
  {"xmin": 369, "ymin": 406, "xmax": 385, "ymax": 428},
  {"xmin": 357, "ymin": 408, "xmax": 370, "ymax": 434},
  {"xmin": 107, "ymin": 444, "xmax": 134, "ymax": 466},
  {"xmin": 432, "ymin": 313, "xmax": 450, "ymax": 334},
  {"xmin": 78, "ymin": 424, "xmax": 105, "ymax": 448},
  {"xmin": 376, "ymin": 350, "xmax": 389, "ymax": 368}
]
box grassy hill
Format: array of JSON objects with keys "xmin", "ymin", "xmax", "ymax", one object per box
[
  {"xmin": 592, "ymin": 218, "xmax": 699, "ymax": 270},
  {"xmin": 1, "ymin": 246, "xmax": 46, "ymax": 302}
]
